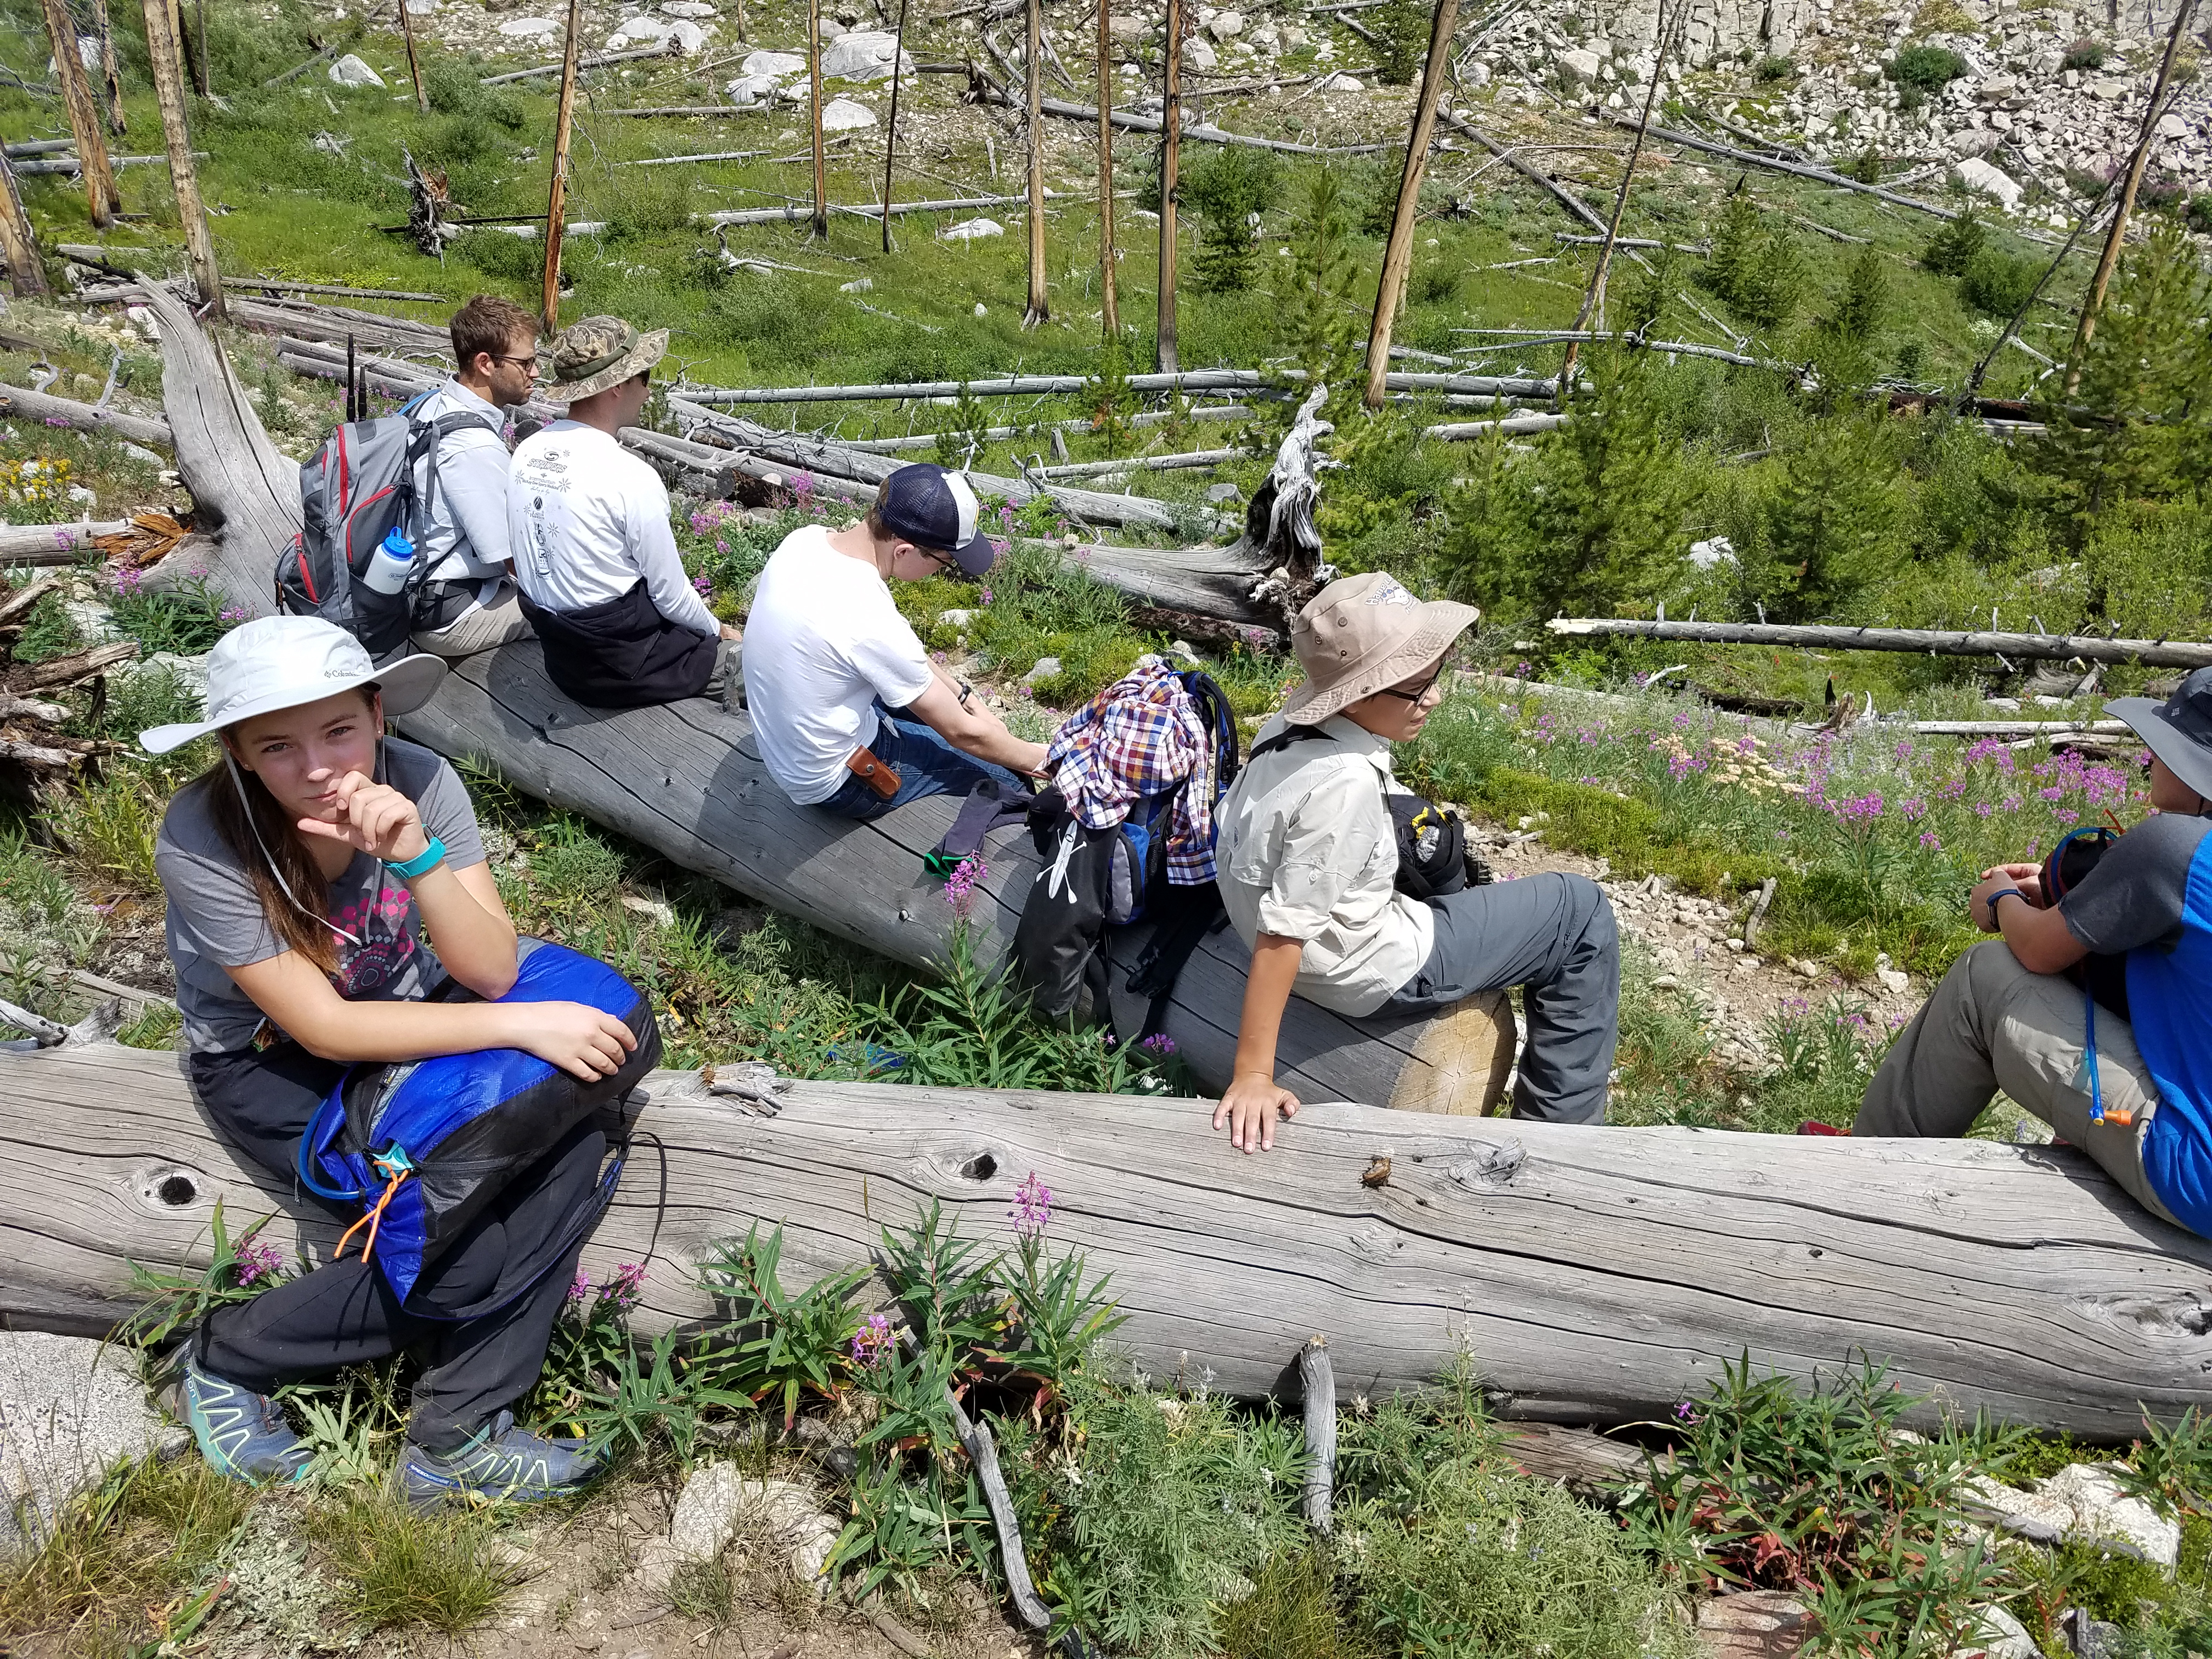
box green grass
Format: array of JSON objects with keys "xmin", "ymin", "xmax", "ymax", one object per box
[{"xmin": 308, "ymin": 1487, "xmax": 520, "ymax": 1635}]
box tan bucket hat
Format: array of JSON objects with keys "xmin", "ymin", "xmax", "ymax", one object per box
[
  {"xmin": 538, "ymin": 315, "xmax": 670, "ymax": 403},
  {"xmin": 1281, "ymin": 572, "xmax": 1479, "ymax": 724}
]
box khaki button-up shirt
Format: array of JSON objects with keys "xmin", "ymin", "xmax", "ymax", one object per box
[{"xmin": 1214, "ymin": 713, "xmax": 1435, "ymax": 1017}]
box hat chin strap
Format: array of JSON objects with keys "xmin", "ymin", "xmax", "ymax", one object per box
[{"xmin": 223, "ymin": 750, "xmax": 364, "ymax": 949}]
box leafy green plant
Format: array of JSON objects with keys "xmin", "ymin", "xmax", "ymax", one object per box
[
  {"xmin": 696, "ymin": 1223, "xmax": 867, "ymax": 1428},
  {"xmin": 1755, "ymin": 53, "xmax": 1796, "ymax": 80},
  {"xmin": 108, "ymin": 568, "xmax": 241, "ymax": 657},
  {"xmin": 1888, "ymin": 44, "xmax": 1968, "ymax": 105},
  {"xmin": 573, "ymin": 1324, "xmax": 759, "ymax": 1463},
  {"xmin": 2062, "ymin": 36, "xmax": 2107, "ymax": 70},
  {"xmin": 1959, "ymin": 246, "xmax": 2041, "ymax": 318},
  {"xmin": 61, "ymin": 766, "xmax": 165, "ymax": 894},
  {"xmin": 1622, "ymin": 1355, "xmax": 2005, "ymax": 1656},
  {"xmin": 122, "ymin": 1200, "xmax": 293, "ymax": 1351}
]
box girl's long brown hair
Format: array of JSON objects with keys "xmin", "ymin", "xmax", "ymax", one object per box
[{"xmin": 201, "ymin": 687, "xmax": 379, "ymax": 976}]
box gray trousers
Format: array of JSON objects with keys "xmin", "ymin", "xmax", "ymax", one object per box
[
  {"xmin": 410, "ymin": 581, "xmax": 535, "ymax": 660},
  {"xmin": 1384, "ymin": 871, "xmax": 1618, "ymax": 1125},
  {"xmin": 1855, "ymin": 939, "xmax": 2181, "ymax": 1227}
]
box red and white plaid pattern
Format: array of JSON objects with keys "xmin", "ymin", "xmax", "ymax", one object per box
[{"xmin": 1045, "ymin": 656, "xmax": 1220, "ymax": 884}]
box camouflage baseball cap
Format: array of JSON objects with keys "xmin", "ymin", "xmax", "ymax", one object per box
[{"xmin": 538, "ymin": 314, "xmax": 669, "ymax": 403}]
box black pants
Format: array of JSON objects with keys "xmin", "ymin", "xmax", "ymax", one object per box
[{"xmin": 190, "ymin": 1043, "xmax": 605, "ymax": 1452}]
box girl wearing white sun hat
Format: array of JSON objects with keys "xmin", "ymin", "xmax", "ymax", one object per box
[{"xmin": 145, "ymin": 615, "xmax": 634, "ymax": 1507}]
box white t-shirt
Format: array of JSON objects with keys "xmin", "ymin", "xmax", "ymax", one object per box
[
  {"xmin": 743, "ymin": 523, "xmax": 935, "ymax": 805},
  {"xmin": 509, "ymin": 420, "xmax": 718, "ymax": 637}
]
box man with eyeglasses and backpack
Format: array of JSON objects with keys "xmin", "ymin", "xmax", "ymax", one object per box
[
  {"xmin": 743, "ymin": 463, "xmax": 1047, "ymax": 820},
  {"xmin": 407, "ymin": 296, "xmax": 543, "ymax": 661}
]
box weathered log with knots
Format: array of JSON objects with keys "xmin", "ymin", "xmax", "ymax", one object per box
[{"xmin": 5, "ymin": 1040, "xmax": 2212, "ymax": 1435}]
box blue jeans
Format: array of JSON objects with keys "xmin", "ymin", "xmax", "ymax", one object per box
[{"xmin": 817, "ymin": 709, "xmax": 1027, "ymax": 822}]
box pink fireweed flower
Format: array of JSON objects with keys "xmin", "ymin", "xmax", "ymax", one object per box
[
  {"xmin": 850, "ymin": 1311, "xmax": 894, "ymax": 1369},
  {"xmin": 569, "ymin": 1268, "xmax": 592, "ymax": 1303},
  {"xmin": 1139, "ymin": 1032, "xmax": 1177, "ymax": 1056},
  {"xmin": 1920, "ymin": 830, "xmax": 1943, "ymax": 850},
  {"xmin": 604, "ymin": 1262, "xmax": 647, "ymax": 1310},
  {"xmin": 1010, "ymin": 1172, "xmax": 1053, "ymax": 1239},
  {"xmin": 943, "ymin": 853, "xmax": 987, "ymax": 917},
  {"xmin": 235, "ymin": 1234, "xmax": 285, "ymax": 1288}
]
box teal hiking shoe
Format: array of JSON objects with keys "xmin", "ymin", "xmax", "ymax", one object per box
[
  {"xmin": 394, "ymin": 1412, "xmax": 602, "ymax": 1512},
  {"xmin": 178, "ymin": 1356, "xmax": 313, "ymax": 1486}
]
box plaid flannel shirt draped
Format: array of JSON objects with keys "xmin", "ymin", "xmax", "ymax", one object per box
[{"xmin": 1044, "ymin": 656, "xmax": 1220, "ymax": 883}]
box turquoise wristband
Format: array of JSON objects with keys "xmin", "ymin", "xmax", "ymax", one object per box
[{"xmin": 387, "ymin": 835, "xmax": 447, "ymax": 881}]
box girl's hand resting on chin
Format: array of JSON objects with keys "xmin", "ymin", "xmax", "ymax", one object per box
[{"xmin": 296, "ymin": 771, "xmax": 432, "ymax": 865}]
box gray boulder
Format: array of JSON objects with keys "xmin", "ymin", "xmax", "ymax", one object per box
[
  {"xmin": 1, "ymin": 1333, "xmax": 188, "ymax": 1557},
  {"xmin": 820, "ymin": 29, "xmax": 915, "ymax": 80},
  {"xmin": 328, "ymin": 53, "xmax": 385, "ymax": 87}
]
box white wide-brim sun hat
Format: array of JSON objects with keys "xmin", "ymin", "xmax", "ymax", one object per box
[{"xmin": 140, "ymin": 615, "xmax": 448, "ymax": 755}]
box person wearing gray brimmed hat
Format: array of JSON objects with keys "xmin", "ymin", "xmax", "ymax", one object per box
[
  {"xmin": 508, "ymin": 315, "xmax": 740, "ymax": 709},
  {"xmin": 1857, "ymin": 668, "xmax": 2212, "ymax": 1240},
  {"xmin": 1211, "ymin": 572, "xmax": 1621, "ymax": 1153}
]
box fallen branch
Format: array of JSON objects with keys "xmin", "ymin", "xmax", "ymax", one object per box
[
  {"xmin": 1545, "ymin": 617, "xmax": 2212, "ymax": 670},
  {"xmin": 9, "ymin": 637, "xmax": 137, "ymax": 691},
  {"xmin": 676, "ymin": 367, "xmax": 1553, "ymax": 404},
  {"xmin": 0, "ymin": 382, "xmax": 172, "ymax": 448},
  {"xmin": 1424, "ymin": 410, "xmax": 1568, "ymax": 440},
  {"xmin": 0, "ymin": 520, "xmax": 129, "ymax": 562},
  {"xmin": 1609, "ymin": 116, "xmax": 1962, "ymax": 222},
  {"xmin": 1028, "ymin": 447, "xmax": 1244, "ymax": 478},
  {"xmin": 1299, "ymin": 1337, "xmax": 1335, "ymax": 1534},
  {"xmin": 940, "ymin": 1358, "xmax": 1051, "ymax": 1629},
  {"xmin": 974, "ymin": 74, "xmax": 1395, "ymax": 155},
  {"xmin": 479, "ymin": 39, "xmax": 678, "ymax": 84},
  {"xmin": 10, "ymin": 151, "xmax": 195, "ymax": 176}
]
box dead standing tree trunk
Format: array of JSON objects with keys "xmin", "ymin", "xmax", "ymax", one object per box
[
  {"xmin": 1023, "ymin": 0, "xmax": 1048, "ymax": 326},
  {"xmin": 88, "ymin": 0, "xmax": 125, "ymax": 133},
  {"xmin": 880, "ymin": 0, "xmax": 909, "ymax": 253},
  {"xmin": 1155, "ymin": 0, "xmax": 1182, "ymax": 372},
  {"xmin": 132, "ymin": 283, "xmax": 296, "ymax": 612},
  {"xmin": 1096, "ymin": 0, "xmax": 1117, "ymax": 336},
  {"xmin": 41, "ymin": 0, "xmax": 119, "ymax": 228},
  {"xmin": 2064, "ymin": 0, "xmax": 2199, "ymax": 391},
  {"xmin": 0, "ymin": 155, "xmax": 49, "ymax": 298},
  {"xmin": 1558, "ymin": 0, "xmax": 1688, "ymax": 388},
  {"xmin": 140, "ymin": 0, "xmax": 222, "ymax": 318},
  {"xmin": 543, "ymin": 0, "xmax": 582, "ymax": 331},
  {"xmin": 1362, "ymin": 0, "xmax": 1459, "ymax": 410},
  {"xmin": 397, "ymin": 0, "xmax": 430, "ymax": 113},
  {"xmin": 808, "ymin": 0, "xmax": 828, "ymax": 238}
]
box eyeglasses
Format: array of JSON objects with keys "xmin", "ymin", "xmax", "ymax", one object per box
[
  {"xmin": 1375, "ymin": 665, "xmax": 1446, "ymax": 704},
  {"xmin": 488, "ymin": 354, "xmax": 541, "ymax": 376}
]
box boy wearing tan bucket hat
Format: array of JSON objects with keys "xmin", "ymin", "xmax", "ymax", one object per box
[
  {"xmin": 508, "ymin": 315, "xmax": 740, "ymax": 709},
  {"xmin": 1211, "ymin": 572, "xmax": 1621, "ymax": 1152}
]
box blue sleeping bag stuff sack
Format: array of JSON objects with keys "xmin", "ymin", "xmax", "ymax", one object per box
[{"xmin": 297, "ymin": 941, "xmax": 660, "ymax": 1310}]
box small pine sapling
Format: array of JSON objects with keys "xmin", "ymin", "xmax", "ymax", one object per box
[
  {"xmin": 1268, "ymin": 170, "xmax": 1364, "ymax": 431},
  {"xmin": 1922, "ymin": 204, "xmax": 1986, "ymax": 274},
  {"xmin": 1086, "ymin": 330, "xmax": 1139, "ymax": 451},
  {"xmin": 1737, "ymin": 223, "xmax": 1805, "ymax": 330},
  {"xmin": 1703, "ymin": 183, "xmax": 1762, "ymax": 311},
  {"xmin": 1181, "ymin": 146, "xmax": 1280, "ymax": 294}
]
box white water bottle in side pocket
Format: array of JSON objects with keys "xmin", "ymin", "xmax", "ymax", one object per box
[{"xmin": 363, "ymin": 527, "xmax": 416, "ymax": 596}]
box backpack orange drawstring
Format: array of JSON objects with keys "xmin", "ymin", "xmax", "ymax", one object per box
[{"xmin": 334, "ymin": 1148, "xmax": 415, "ymax": 1265}]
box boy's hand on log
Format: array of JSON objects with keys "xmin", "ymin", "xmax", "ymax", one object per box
[
  {"xmin": 500, "ymin": 1001, "xmax": 639, "ymax": 1080},
  {"xmin": 297, "ymin": 771, "xmax": 431, "ymax": 864},
  {"xmin": 1215, "ymin": 1074, "xmax": 1299, "ymax": 1154}
]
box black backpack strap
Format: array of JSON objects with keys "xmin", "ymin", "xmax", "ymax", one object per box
[
  {"xmin": 1177, "ymin": 669, "xmax": 1243, "ymax": 791},
  {"xmin": 1247, "ymin": 721, "xmax": 1331, "ymax": 763}
]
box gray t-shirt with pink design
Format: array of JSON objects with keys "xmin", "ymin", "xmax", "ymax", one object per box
[{"xmin": 155, "ymin": 738, "xmax": 488, "ymax": 1054}]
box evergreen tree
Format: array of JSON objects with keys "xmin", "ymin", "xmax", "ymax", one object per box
[
  {"xmin": 1757, "ymin": 411, "xmax": 1904, "ymax": 621},
  {"xmin": 2033, "ymin": 221, "xmax": 2212, "ymax": 604},
  {"xmin": 1738, "ymin": 224, "xmax": 1805, "ymax": 330},
  {"xmin": 1268, "ymin": 170, "xmax": 1365, "ymax": 432},
  {"xmin": 1438, "ymin": 425, "xmax": 1536, "ymax": 614},
  {"xmin": 1086, "ymin": 330, "xmax": 1138, "ymax": 452},
  {"xmin": 1182, "ymin": 148, "xmax": 1280, "ymax": 294},
  {"xmin": 1517, "ymin": 346, "xmax": 1689, "ymax": 621},
  {"xmin": 1617, "ymin": 246, "xmax": 1679, "ymax": 338},
  {"xmin": 1826, "ymin": 247, "xmax": 1889, "ymax": 343},
  {"xmin": 1704, "ymin": 183, "xmax": 1761, "ymax": 310},
  {"xmin": 1921, "ymin": 206, "xmax": 1985, "ymax": 276}
]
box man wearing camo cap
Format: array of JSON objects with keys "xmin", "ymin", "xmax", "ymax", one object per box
[{"xmin": 509, "ymin": 315, "xmax": 739, "ymax": 708}]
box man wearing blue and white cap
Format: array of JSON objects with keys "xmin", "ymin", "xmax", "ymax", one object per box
[
  {"xmin": 1858, "ymin": 668, "xmax": 2212, "ymax": 1239},
  {"xmin": 744, "ymin": 462, "xmax": 1047, "ymax": 820}
]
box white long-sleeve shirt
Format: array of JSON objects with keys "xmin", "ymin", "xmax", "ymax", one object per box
[
  {"xmin": 508, "ymin": 420, "xmax": 718, "ymax": 637},
  {"xmin": 413, "ymin": 380, "xmax": 513, "ymax": 588}
]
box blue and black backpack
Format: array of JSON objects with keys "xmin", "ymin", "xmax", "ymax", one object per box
[{"xmin": 296, "ymin": 941, "xmax": 659, "ymax": 1313}]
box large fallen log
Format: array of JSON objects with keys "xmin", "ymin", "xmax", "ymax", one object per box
[
  {"xmin": 393, "ymin": 638, "xmax": 1508, "ymax": 1109},
  {"xmin": 9, "ymin": 1039, "xmax": 2212, "ymax": 1435},
  {"xmin": 677, "ymin": 368, "xmax": 1557, "ymax": 404},
  {"xmin": 0, "ymin": 382, "xmax": 172, "ymax": 448},
  {"xmin": 1547, "ymin": 616, "xmax": 2212, "ymax": 670}
]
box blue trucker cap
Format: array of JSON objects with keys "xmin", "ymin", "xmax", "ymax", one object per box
[{"xmin": 878, "ymin": 462, "xmax": 997, "ymax": 577}]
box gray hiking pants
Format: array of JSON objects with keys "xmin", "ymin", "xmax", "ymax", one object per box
[
  {"xmin": 1855, "ymin": 939, "xmax": 2182, "ymax": 1227},
  {"xmin": 1383, "ymin": 871, "xmax": 1619, "ymax": 1125}
]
